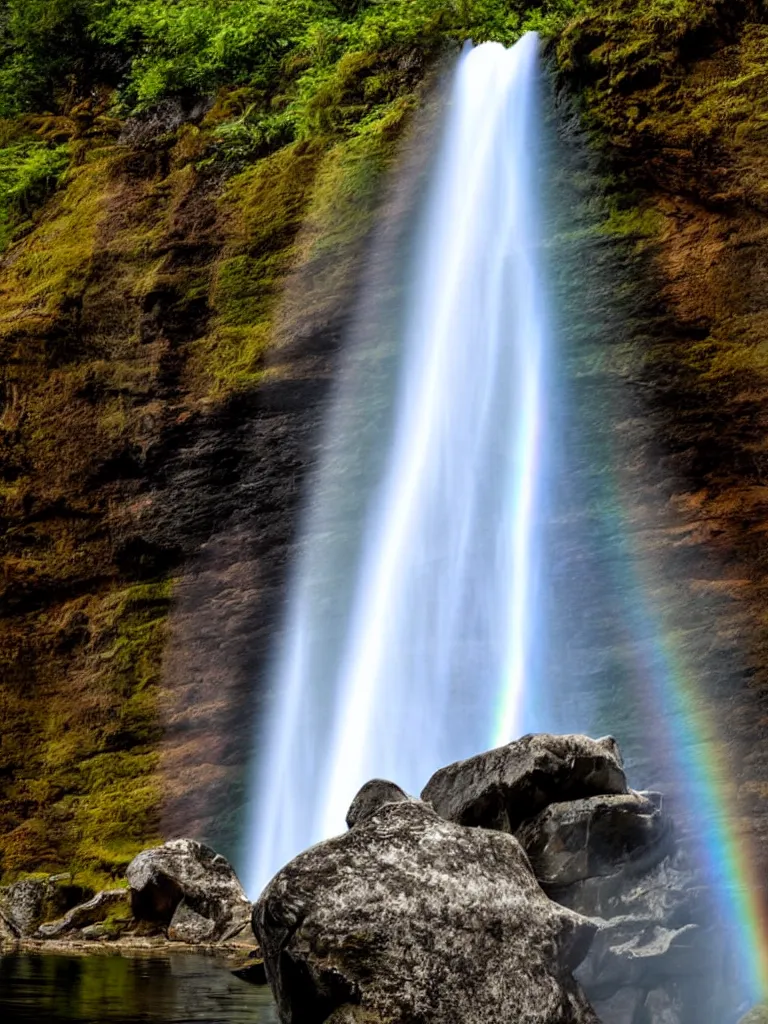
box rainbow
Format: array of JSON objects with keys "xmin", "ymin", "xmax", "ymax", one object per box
[{"xmin": 606, "ymin": 486, "xmax": 768, "ymax": 1006}]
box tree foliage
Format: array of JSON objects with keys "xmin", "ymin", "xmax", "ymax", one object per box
[
  {"xmin": 0, "ymin": 0, "xmax": 580, "ymax": 116},
  {"xmin": 0, "ymin": 0, "xmax": 583, "ymax": 243}
]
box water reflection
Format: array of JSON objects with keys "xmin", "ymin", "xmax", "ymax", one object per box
[{"xmin": 0, "ymin": 951, "xmax": 278, "ymax": 1024}]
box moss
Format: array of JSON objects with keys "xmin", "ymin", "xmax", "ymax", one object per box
[
  {"xmin": 739, "ymin": 1007, "xmax": 768, "ymax": 1024},
  {"xmin": 191, "ymin": 141, "xmax": 324, "ymax": 393},
  {"xmin": 0, "ymin": 582, "xmax": 171, "ymax": 882},
  {"xmin": 101, "ymin": 895, "xmax": 133, "ymax": 937},
  {"xmin": 600, "ymin": 202, "xmax": 665, "ymax": 241},
  {"xmin": 0, "ymin": 152, "xmax": 113, "ymax": 341},
  {"xmin": 559, "ymin": 0, "xmax": 768, "ymax": 179}
]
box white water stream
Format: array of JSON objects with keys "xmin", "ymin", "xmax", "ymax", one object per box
[{"xmin": 246, "ymin": 34, "xmax": 548, "ymax": 897}]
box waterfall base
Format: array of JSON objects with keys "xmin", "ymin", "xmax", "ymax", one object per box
[{"xmin": 253, "ymin": 734, "xmax": 746, "ymax": 1024}]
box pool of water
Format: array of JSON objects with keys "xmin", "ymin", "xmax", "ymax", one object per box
[{"xmin": 0, "ymin": 951, "xmax": 278, "ymax": 1024}]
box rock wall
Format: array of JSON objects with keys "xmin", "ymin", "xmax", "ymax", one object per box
[
  {"xmin": 4, "ymin": 0, "xmax": 768, "ymax": 901},
  {"xmin": 546, "ymin": 0, "xmax": 768, "ymax": 889},
  {"xmin": 0, "ymin": 95, "xmax": 415, "ymax": 879}
]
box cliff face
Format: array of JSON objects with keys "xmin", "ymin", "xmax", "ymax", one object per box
[
  {"xmin": 3, "ymin": 0, "xmax": 768, "ymax": 889},
  {"xmin": 553, "ymin": 0, "xmax": 768, "ymax": 872},
  {"xmin": 0, "ymin": 88, "xmax": 414, "ymax": 879}
]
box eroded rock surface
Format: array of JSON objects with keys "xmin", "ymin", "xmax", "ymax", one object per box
[
  {"xmin": 254, "ymin": 798, "xmax": 599, "ymax": 1024},
  {"xmin": 126, "ymin": 838, "xmax": 251, "ymax": 942},
  {"xmin": 559, "ymin": 850, "xmax": 735, "ymax": 1024},
  {"xmin": 421, "ymin": 733, "xmax": 627, "ymax": 831}
]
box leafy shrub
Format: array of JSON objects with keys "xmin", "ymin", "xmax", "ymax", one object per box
[{"xmin": 0, "ymin": 138, "xmax": 69, "ymax": 246}]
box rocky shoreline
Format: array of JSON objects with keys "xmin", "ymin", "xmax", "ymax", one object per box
[
  {"xmin": 0, "ymin": 838, "xmax": 258, "ymax": 952},
  {"xmin": 4, "ymin": 934, "xmax": 255, "ymax": 955}
]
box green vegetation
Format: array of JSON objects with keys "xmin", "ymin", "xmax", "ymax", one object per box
[
  {"xmin": 0, "ymin": 0, "xmax": 584, "ymax": 241},
  {"xmin": 0, "ymin": 582, "xmax": 170, "ymax": 882},
  {"xmin": 0, "ymin": 1, "xmax": 580, "ymax": 114}
]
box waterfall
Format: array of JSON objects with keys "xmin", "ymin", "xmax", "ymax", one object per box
[{"xmin": 246, "ymin": 34, "xmax": 547, "ymax": 897}]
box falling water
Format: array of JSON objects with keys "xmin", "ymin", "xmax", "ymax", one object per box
[{"xmin": 246, "ymin": 34, "xmax": 547, "ymax": 896}]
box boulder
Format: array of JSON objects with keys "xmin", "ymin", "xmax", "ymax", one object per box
[
  {"xmin": 126, "ymin": 838, "xmax": 251, "ymax": 942},
  {"xmin": 168, "ymin": 900, "xmax": 218, "ymax": 943},
  {"xmin": 36, "ymin": 889, "xmax": 127, "ymax": 939},
  {"xmin": 516, "ymin": 791, "xmax": 673, "ymax": 887},
  {"xmin": 0, "ymin": 880, "xmax": 45, "ymax": 937},
  {"xmin": 254, "ymin": 797, "xmax": 600, "ymax": 1024},
  {"xmin": 0, "ymin": 875, "xmax": 91, "ymax": 937},
  {"xmin": 345, "ymin": 779, "xmax": 409, "ymax": 829},
  {"xmin": 421, "ymin": 733, "xmax": 627, "ymax": 832},
  {"xmin": 0, "ymin": 907, "xmax": 17, "ymax": 941},
  {"xmin": 553, "ymin": 840, "xmax": 735, "ymax": 1024}
]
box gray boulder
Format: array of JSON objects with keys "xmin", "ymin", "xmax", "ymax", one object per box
[
  {"xmin": 254, "ymin": 797, "xmax": 600, "ymax": 1024},
  {"xmin": 36, "ymin": 889, "xmax": 127, "ymax": 939},
  {"xmin": 552, "ymin": 829, "xmax": 736, "ymax": 1024},
  {"xmin": 421, "ymin": 733, "xmax": 627, "ymax": 832},
  {"xmin": 168, "ymin": 900, "xmax": 219, "ymax": 943},
  {"xmin": 0, "ymin": 875, "xmax": 91, "ymax": 937},
  {"xmin": 516, "ymin": 791, "xmax": 672, "ymax": 887},
  {"xmin": 0, "ymin": 907, "xmax": 17, "ymax": 940},
  {"xmin": 345, "ymin": 779, "xmax": 409, "ymax": 828},
  {"xmin": 0, "ymin": 880, "xmax": 45, "ymax": 937},
  {"xmin": 126, "ymin": 838, "xmax": 251, "ymax": 942}
]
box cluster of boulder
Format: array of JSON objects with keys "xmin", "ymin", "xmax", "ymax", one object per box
[
  {"xmin": 254, "ymin": 733, "xmax": 745, "ymax": 1024},
  {"xmin": 0, "ymin": 732, "xmax": 754, "ymax": 1024},
  {"xmin": 0, "ymin": 838, "xmax": 253, "ymax": 948}
]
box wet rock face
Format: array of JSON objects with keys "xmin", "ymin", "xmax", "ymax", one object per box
[
  {"xmin": 254, "ymin": 799, "xmax": 599, "ymax": 1024},
  {"xmin": 421, "ymin": 733, "xmax": 627, "ymax": 832},
  {"xmin": 558, "ymin": 850, "xmax": 735, "ymax": 1024},
  {"xmin": 126, "ymin": 838, "xmax": 251, "ymax": 942}
]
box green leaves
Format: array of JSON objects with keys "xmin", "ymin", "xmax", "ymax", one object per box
[
  {"xmin": 0, "ymin": 0, "xmax": 593, "ymax": 185},
  {"xmin": 0, "ymin": 0, "xmax": 586, "ymax": 120},
  {"xmin": 0, "ymin": 139, "xmax": 70, "ymax": 247}
]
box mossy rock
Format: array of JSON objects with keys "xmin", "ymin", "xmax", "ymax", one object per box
[{"xmin": 739, "ymin": 1007, "xmax": 768, "ymax": 1024}]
